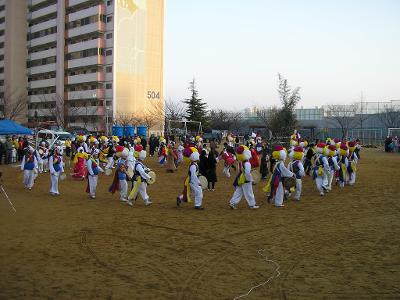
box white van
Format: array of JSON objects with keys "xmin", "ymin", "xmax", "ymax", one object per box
[{"xmin": 36, "ymin": 129, "xmax": 73, "ymax": 149}]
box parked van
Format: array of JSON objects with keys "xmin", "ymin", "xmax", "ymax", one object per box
[{"xmin": 36, "ymin": 129, "xmax": 73, "ymax": 149}]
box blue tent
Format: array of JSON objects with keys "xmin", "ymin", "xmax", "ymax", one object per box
[{"xmin": 0, "ymin": 119, "xmax": 33, "ymax": 135}]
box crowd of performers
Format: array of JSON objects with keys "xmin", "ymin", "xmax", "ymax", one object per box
[{"xmin": 18, "ymin": 130, "xmax": 361, "ymax": 210}]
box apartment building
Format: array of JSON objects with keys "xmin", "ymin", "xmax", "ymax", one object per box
[
  {"xmin": 0, "ymin": 0, "xmax": 28, "ymax": 123},
  {"xmin": 26, "ymin": 0, "xmax": 164, "ymax": 133}
]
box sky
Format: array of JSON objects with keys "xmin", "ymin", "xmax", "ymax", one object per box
[{"xmin": 164, "ymin": 0, "xmax": 400, "ymax": 110}]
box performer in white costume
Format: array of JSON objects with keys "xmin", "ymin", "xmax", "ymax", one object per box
[{"xmin": 229, "ymin": 145, "xmax": 259, "ymax": 209}]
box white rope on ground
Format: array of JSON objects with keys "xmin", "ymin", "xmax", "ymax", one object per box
[
  {"xmin": 0, "ymin": 184, "xmax": 16, "ymax": 212},
  {"xmin": 233, "ymin": 249, "xmax": 280, "ymax": 300}
]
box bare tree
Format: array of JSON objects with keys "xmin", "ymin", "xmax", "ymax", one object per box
[
  {"xmin": 208, "ymin": 109, "xmax": 233, "ymax": 130},
  {"xmin": 229, "ymin": 111, "xmax": 244, "ymax": 133},
  {"xmin": 115, "ymin": 112, "xmax": 140, "ymax": 127},
  {"xmin": 378, "ymin": 104, "xmax": 400, "ymax": 129},
  {"xmin": 353, "ymin": 93, "xmax": 370, "ymax": 130},
  {"xmin": 325, "ymin": 104, "xmax": 358, "ymax": 139},
  {"xmin": 0, "ymin": 86, "xmax": 27, "ymax": 121},
  {"xmin": 165, "ymin": 99, "xmax": 185, "ymax": 121},
  {"xmin": 37, "ymin": 93, "xmax": 84, "ymax": 129}
]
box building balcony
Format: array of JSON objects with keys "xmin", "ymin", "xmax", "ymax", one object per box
[
  {"xmin": 29, "ymin": 33, "xmax": 57, "ymax": 48},
  {"xmin": 29, "ymin": 18, "xmax": 57, "ymax": 35},
  {"xmin": 68, "ymin": 72, "xmax": 105, "ymax": 85},
  {"xmin": 28, "ymin": 78, "xmax": 56, "ymax": 89},
  {"xmin": 31, "ymin": 0, "xmax": 49, "ymax": 6},
  {"xmin": 28, "ymin": 63, "xmax": 56, "ymax": 75},
  {"xmin": 28, "ymin": 93, "xmax": 56, "ymax": 103},
  {"xmin": 29, "ymin": 48, "xmax": 56, "ymax": 61},
  {"xmin": 28, "ymin": 109, "xmax": 53, "ymax": 117},
  {"xmin": 68, "ymin": 4, "xmax": 106, "ymax": 22},
  {"xmin": 67, "ymin": 55, "xmax": 105, "ymax": 69},
  {"xmin": 68, "ymin": 89, "xmax": 105, "ymax": 100},
  {"xmin": 68, "ymin": 0, "xmax": 91, "ymax": 7},
  {"xmin": 0, "ymin": 10, "xmax": 5, "ymax": 19},
  {"xmin": 105, "ymin": 89, "xmax": 112, "ymax": 99},
  {"xmin": 67, "ymin": 38, "xmax": 105, "ymax": 53},
  {"xmin": 30, "ymin": 3, "xmax": 57, "ymax": 21},
  {"xmin": 0, "ymin": 73, "xmax": 4, "ymax": 80},
  {"xmin": 68, "ymin": 106, "xmax": 105, "ymax": 116},
  {"xmin": 68, "ymin": 22, "xmax": 106, "ymax": 38}
]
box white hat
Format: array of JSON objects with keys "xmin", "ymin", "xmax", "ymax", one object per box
[
  {"xmin": 138, "ymin": 150, "xmax": 147, "ymax": 161},
  {"xmin": 190, "ymin": 151, "xmax": 200, "ymax": 161},
  {"xmin": 243, "ymin": 149, "xmax": 251, "ymax": 160},
  {"xmin": 121, "ymin": 148, "xmax": 129, "ymax": 159}
]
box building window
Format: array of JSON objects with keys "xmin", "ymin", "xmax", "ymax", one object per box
[
  {"xmin": 106, "ymin": 66, "xmax": 112, "ymax": 72},
  {"xmin": 106, "ymin": 33, "xmax": 113, "ymax": 39},
  {"xmin": 106, "ymin": 83, "xmax": 112, "ymax": 89},
  {"xmin": 106, "ymin": 49, "xmax": 112, "ymax": 56},
  {"xmin": 107, "ymin": 0, "xmax": 112, "ymax": 6},
  {"xmin": 106, "ymin": 16, "xmax": 113, "ymax": 23}
]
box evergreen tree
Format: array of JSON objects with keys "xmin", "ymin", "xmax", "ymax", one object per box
[{"xmin": 182, "ymin": 78, "xmax": 208, "ymax": 130}]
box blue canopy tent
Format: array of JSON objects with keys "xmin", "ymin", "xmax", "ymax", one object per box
[{"xmin": 0, "ymin": 119, "xmax": 33, "ymax": 135}]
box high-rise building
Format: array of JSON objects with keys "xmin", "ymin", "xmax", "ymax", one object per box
[
  {"xmin": 0, "ymin": 0, "xmax": 28, "ymax": 123},
  {"xmin": 1, "ymin": 0, "xmax": 164, "ymax": 134}
]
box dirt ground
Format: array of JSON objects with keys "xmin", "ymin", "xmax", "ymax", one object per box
[{"xmin": 0, "ymin": 148, "xmax": 399, "ymax": 300}]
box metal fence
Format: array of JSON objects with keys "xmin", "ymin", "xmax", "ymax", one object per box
[{"xmin": 299, "ymin": 127, "xmax": 386, "ymax": 145}]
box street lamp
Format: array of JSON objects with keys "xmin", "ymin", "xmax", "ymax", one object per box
[{"xmin": 106, "ymin": 106, "xmax": 110, "ymax": 136}]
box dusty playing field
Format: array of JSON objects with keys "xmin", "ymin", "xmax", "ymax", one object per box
[{"xmin": 0, "ymin": 149, "xmax": 399, "ymax": 300}]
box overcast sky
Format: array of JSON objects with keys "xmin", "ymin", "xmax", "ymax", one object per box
[{"xmin": 164, "ymin": 0, "xmax": 400, "ymax": 110}]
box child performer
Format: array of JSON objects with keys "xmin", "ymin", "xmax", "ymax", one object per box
[
  {"xmin": 219, "ymin": 144, "xmax": 235, "ymax": 178},
  {"xmin": 109, "ymin": 148, "xmax": 129, "ymax": 202},
  {"xmin": 72, "ymin": 146, "xmax": 87, "ymax": 180},
  {"xmin": 86, "ymin": 149, "xmax": 103, "ymax": 199},
  {"xmin": 49, "ymin": 146, "xmax": 64, "ymax": 196},
  {"xmin": 326, "ymin": 145, "xmax": 339, "ymax": 191},
  {"xmin": 127, "ymin": 149, "xmax": 153, "ymax": 206},
  {"xmin": 177, "ymin": 147, "xmax": 204, "ymax": 210},
  {"xmin": 337, "ymin": 143, "xmax": 349, "ymax": 188},
  {"xmin": 264, "ymin": 145, "xmax": 293, "ymax": 207},
  {"xmin": 229, "ymin": 145, "xmax": 259, "ymax": 209},
  {"xmin": 312, "ymin": 143, "xmax": 330, "ymax": 196},
  {"xmin": 21, "ymin": 146, "xmax": 38, "ymax": 190},
  {"xmin": 288, "ymin": 146, "xmax": 305, "ymax": 201},
  {"xmin": 347, "ymin": 141, "xmax": 359, "ymax": 186}
]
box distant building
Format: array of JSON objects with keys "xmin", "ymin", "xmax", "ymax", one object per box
[
  {"xmin": 0, "ymin": 0, "xmax": 28, "ymax": 123},
  {"xmin": 1, "ymin": 0, "xmax": 164, "ymax": 134}
]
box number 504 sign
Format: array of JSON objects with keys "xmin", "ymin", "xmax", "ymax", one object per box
[{"xmin": 147, "ymin": 91, "xmax": 160, "ymax": 99}]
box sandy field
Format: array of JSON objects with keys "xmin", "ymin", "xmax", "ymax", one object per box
[{"xmin": 0, "ymin": 148, "xmax": 399, "ymax": 300}]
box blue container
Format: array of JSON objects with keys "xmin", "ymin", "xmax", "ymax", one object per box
[
  {"xmin": 124, "ymin": 125, "xmax": 135, "ymax": 137},
  {"xmin": 136, "ymin": 125, "xmax": 147, "ymax": 137},
  {"xmin": 112, "ymin": 125, "xmax": 123, "ymax": 137}
]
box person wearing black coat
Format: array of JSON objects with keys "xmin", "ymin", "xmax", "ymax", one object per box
[
  {"xmin": 259, "ymin": 146, "xmax": 269, "ymax": 179},
  {"xmin": 141, "ymin": 137, "xmax": 147, "ymax": 150},
  {"xmin": 198, "ymin": 149, "xmax": 208, "ymax": 178},
  {"xmin": 206, "ymin": 149, "xmax": 218, "ymax": 190}
]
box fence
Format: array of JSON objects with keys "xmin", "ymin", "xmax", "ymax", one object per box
[{"xmin": 299, "ymin": 127, "xmax": 385, "ymax": 145}]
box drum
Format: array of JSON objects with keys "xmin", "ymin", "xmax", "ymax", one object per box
[
  {"xmin": 251, "ymin": 169, "xmax": 261, "ymax": 184},
  {"xmin": 105, "ymin": 168, "xmax": 112, "ymax": 176},
  {"xmin": 283, "ymin": 176, "xmax": 296, "ymax": 190},
  {"xmin": 60, "ymin": 173, "xmax": 66, "ymax": 181},
  {"xmin": 147, "ymin": 171, "xmax": 156, "ymax": 185},
  {"xmin": 198, "ymin": 175, "xmax": 208, "ymax": 190}
]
